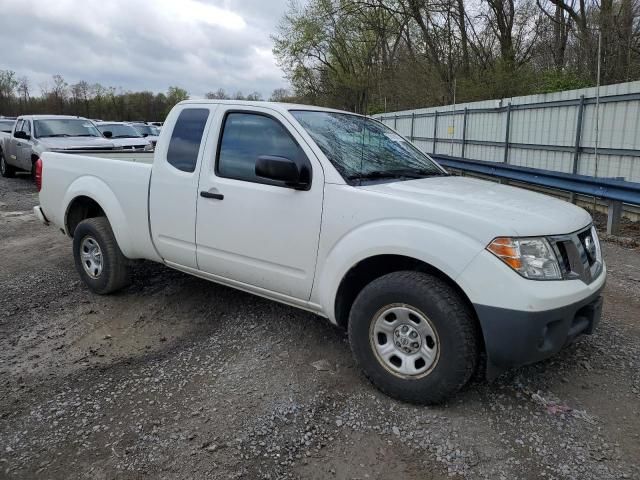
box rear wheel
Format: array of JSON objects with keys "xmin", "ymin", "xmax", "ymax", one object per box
[
  {"xmin": 0, "ymin": 150, "xmax": 16, "ymax": 178},
  {"xmin": 348, "ymin": 271, "xmax": 480, "ymax": 404},
  {"xmin": 73, "ymin": 217, "xmax": 130, "ymax": 294}
]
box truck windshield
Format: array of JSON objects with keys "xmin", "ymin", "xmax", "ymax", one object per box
[
  {"xmin": 97, "ymin": 124, "xmax": 143, "ymax": 138},
  {"xmin": 131, "ymin": 124, "xmax": 157, "ymax": 136},
  {"xmin": 0, "ymin": 120, "xmax": 14, "ymax": 133},
  {"xmin": 34, "ymin": 119, "xmax": 102, "ymax": 138},
  {"xmin": 290, "ymin": 110, "xmax": 446, "ymax": 184}
]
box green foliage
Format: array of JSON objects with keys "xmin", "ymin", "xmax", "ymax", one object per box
[
  {"xmin": 534, "ymin": 70, "xmax": 592, "ymax": 94},
  {"xmin": 273, "ymin": 0, "xmax": 638, "ymax": 112},
  {"xmin": 367, "ymin": 104, "xmax": 386, "ymax": 116},
  {"xmin": 273, "ymin": 0, "xmax": 398, "ymax": 113}
]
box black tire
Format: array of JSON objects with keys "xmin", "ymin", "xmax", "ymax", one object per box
[
  {"xmin": 348, "ymin": 271, "xmax": 480, "ymax": 405},
  {"xmin": 0, "ymin": 149, "xmax": 16, "ymax": 178},
  {"xmin": 30, "ymin": 158, "xmax": 37, "ymax": 182},
  {"xmin": 72, "ymin": 217, "xmax": 130, "ymax": 294}
]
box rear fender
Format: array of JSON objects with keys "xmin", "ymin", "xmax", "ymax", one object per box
[{"xmin": 63, "ymin": 176, "xmax": 134, "ymax": 258}]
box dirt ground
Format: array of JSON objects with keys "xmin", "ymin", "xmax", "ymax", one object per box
[{"xmin": 1, "ymin": 173, "xmax": 639, "ymax": 480}]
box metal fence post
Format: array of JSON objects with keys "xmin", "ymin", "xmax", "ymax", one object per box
[
  {"xmin": 461, "ymin": 107, "xmax": 468, "ymax": 159},
  {"xmin": 607, "ymin": 200, "xmax": 623, "ymax": 235},
  {"xmin": 572, "ymin": 95, "xmax": 585, "ymax": 174},
  {"xmin": 503, "ymin": 103, "xmax": 511, "ymax": 164},
  {"xmin": 570, "ymin": 95, "xmax": 586, "ymax": 203},
  {"xmin": 432, "ymin": 111, "xmax": 438, "ymax": 154},
  {"xmin": 410, "ymin": 112, "xmax": 415, "ymax": 142}
]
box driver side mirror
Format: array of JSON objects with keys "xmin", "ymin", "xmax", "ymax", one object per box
[
  {"xmin": 102, "ymin": 131, "xmax": 113, "ymax": 139},
  {"xmin": 14, "ymin": 130, "xmax": 30, "ymax": 140},
  {"xmin": 255, "ymin": 155, "xmax": 309, "ymax": 190}
]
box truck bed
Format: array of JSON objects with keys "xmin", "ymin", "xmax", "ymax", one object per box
[
  {"xmin": 38, "ymin": 151, "xmax": 158, "ymax": 261},
  {"xmin": 58, "ymin": 150, "xmax": 154, "ymax": 163}
]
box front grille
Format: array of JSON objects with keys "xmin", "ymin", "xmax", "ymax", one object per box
[{"xmin": 549, "ymin": 226, "xmax": 603, "ymax": 284}]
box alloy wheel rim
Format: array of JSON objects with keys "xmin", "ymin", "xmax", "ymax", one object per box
[
  {"xmin": 369, "ymin": 304, "xmax": 440, "ymax": 378},
  {"xmin": 80, "ymin": 236, "xmax": 103, "ymax": 278}
]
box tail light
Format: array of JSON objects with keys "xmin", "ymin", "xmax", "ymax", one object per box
[{"xmin": 34, "ymin": 157, "xmax": 43, "ymax": 191}]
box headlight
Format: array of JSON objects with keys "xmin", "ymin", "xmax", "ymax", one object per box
[
  {"xmin": 487, "ymin": 237, "xmax": 562, "ymax": 280},
  {"xmin": 589, "ymin": 226, "xmax": 602, "ymax": 263}
]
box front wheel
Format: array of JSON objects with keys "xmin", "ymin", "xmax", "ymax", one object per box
[
  {"xmin": 348, "ymin": 271, "xmax": 480, "ymax": 404},
  {"xmin": 73, "ymin": 217, "xmax": 130, "ymax": 294},
  {"xmin": 0, "ymin": 150, "xmax": 16, "ymax": 178}
]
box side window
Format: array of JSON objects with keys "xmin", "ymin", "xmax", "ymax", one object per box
[
  {"xmin": 23, "ymin": 121, "xmax": 31, "ymax": 136},
  {"xmin": 166, "ymin": 108, "xmax": 209, "ymax": 173},
  {"xmin": 14, "ymin": 120, "xmax": 23, "ymax": 136},
  {"xmin": 217, "ymin": 112, "xmax": 309, "ymax": 185}
]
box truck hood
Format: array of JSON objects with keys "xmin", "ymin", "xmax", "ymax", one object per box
[
  {"xmin": 108, "ymin": 137, "xmax": 151, "ymax": 149},
  {"xmin": 36, "ymin": 136, "xmax": 115, "ymax": 150},
  {"xmin": 361, "ymin": 176, "xmax": 592, "ymax": 237}
]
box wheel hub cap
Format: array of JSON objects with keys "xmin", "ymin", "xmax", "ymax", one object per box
[
  {"xmin": 370, "ymin": 304, "xmax": 439, "ymax": 378},
  {"xmin": 80, "ymin": 236, "xmax": 103, "ymax": 278},
  {"xmin": 394, "ymin": 324, "xmax": 422, "ymax": 354}
]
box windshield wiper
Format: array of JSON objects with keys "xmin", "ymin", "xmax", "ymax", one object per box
[
  {"xmin": 347, "ymin": 170, "xmax": 407, "ymax": 180},
  {"xmin": 40, "ymin": 134, "xmax": 71, "ymax": 138},
  {"xmin": 347, "ymin": 169, "xmax": 447, "ymax": 181},
  {"xmin": 397, "ymin": 168, "xmax": 449, "ymax": 177},
  {"xmin": 74, "ymin": 134, "xmax": 99, "ymax": 137}
]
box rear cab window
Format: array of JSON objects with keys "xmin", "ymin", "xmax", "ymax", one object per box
[{"xmin": 167, "ymin": 108, "xmax": 210, "ymax": 173}]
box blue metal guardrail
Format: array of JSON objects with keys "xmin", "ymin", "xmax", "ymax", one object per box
[{"xmin": 432, "ymin": 154, "xmax": 640, "ymax": 207}]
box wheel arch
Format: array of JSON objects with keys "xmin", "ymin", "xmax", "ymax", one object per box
[
  {"xmin": 65, "ymin": 195, "xmax": 107, "ymax": 237},
  {"xmin": 62, "ymin": 177, "xmax": 135, "ymax": 258},
  {"xmin": 333, "ymin": 254, "xmax": 480, "ymax": 333}
]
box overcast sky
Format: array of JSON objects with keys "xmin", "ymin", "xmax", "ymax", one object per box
[{"xmin": 0, "ymin": 0, "xmax": 291, "ymax": 98}]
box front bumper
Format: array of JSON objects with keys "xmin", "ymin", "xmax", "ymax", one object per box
[{"xmin": 475, "ymin": 284, "xmax": 604, "ymax": 379}]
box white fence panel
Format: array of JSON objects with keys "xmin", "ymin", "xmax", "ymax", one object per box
[{"xmin": 376, "ymin": 80, "xmax": 640, "ymax": 182}]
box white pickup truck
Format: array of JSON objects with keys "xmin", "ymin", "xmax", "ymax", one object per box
[{"xmin": 35, "ymin": 100, "xmax": 606, "ymax": 404}]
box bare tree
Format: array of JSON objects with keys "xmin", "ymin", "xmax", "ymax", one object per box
[
  {"xmin": 270, "ymin": 88, "xmax": 291, "ymax": 101},
  {"xmin": 17, "ymin": 76, "xmax": 30, "ymax": 110},
  {"xmin": 205, "ymin": 88, "xmax": 230, "ymax": 99},
  {"xmin": 0, "ymin": 70, "xmax": 18, "ymax": 114}
]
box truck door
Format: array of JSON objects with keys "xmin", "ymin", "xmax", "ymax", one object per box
[
  {"xmin": 195, "ymin": 106, "xmax": 324, "ymax": 301},
  {"xmin": 148, "ymin": 105, "xmax": 216, "ymax": 269},
  {"xmin": 6, "ymin": 120, "xmax": 23, "ymax": 168},
  {"xmin": 16, "ymin": 119, "xmax": 33, "ymax": 170}
]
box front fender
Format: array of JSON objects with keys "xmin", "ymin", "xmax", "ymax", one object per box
[
  {"xmin": 312, "ymin": 219, "xmax": 484, "ymax": 323},
  {"xmin": 33, "ymin": 144, "xmax": 46, "ymax": 157},
  {"xmin": 62, "ymin": 176, "xmax": 135, "ymax": 258}
]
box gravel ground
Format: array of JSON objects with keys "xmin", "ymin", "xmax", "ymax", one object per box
[{"xmin": 1, "ymin": 173, "xmax": 639, "ymax": 480}]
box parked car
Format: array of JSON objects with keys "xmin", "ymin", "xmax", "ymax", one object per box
[
  {"xmin": 95, "ymin": 122, "xmax": 153, "ymax": 151},
  {"xmin": 34, "ymin": 100, "xmax": 605, "ymax": 404},
  {"xmin": 128, "ymin": 123, "xmax": 159, "ymax": 147},
  {"xmin": 0, "ymin": 119, "xmax": 14, "ymax": 133},
  {"xmin": 0, "ymin": 115, "xmax": 116, "ymax": 178}
]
